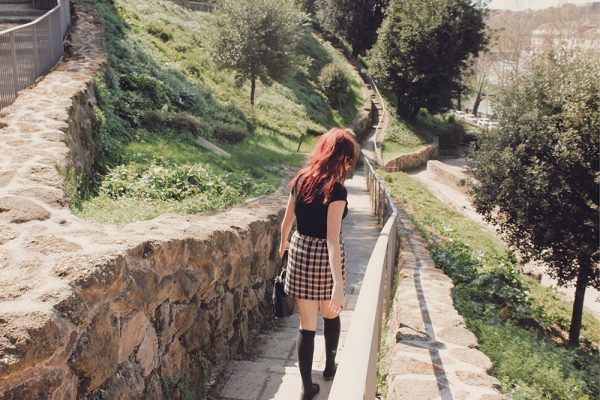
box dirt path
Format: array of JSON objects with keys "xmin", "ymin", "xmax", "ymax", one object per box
[{"xmin": 409, "ymin": 158, "xmax": 600, "ymax": 321}]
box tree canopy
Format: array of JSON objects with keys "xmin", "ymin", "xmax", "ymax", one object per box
[
  {"xmin": 369, "ymin": 0, "xmax": 487, "ymax": 120},
  {"xmin": 468, "ymin": 50, "xmax": 600, "ymax": 346},
  {"xmin": 208, "ymin": 0, "xmax": 304, "ymax": 105},
  {"xmin": 316, "ymin": 0, "xmax": 387, "ymax": 56}
]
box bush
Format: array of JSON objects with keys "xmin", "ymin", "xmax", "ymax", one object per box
[
  {"xmin": 319, "ymin": 62, "xmax": 350, "ymax": 109},
  {"xmin": 99, "ymin": 161, "xmax": 269, "ymax": 202},
  {"xmin": 212, "ymin": 124, "xmax": 248, "ymax": 144},
  {"xmin": 144, "ymin": 111, "xmax": 208, "ymax": 137},
  {"xmin": 146, "ymin": 22, "xmax": 173, "ymax": 42}
]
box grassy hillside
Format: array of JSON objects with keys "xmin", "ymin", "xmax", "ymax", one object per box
[{"xmin": 73, "ymin": 0, "xmax": 362, "ymax": 223}]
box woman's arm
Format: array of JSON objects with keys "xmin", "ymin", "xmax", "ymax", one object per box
[
  {"xmin": 279, "ymin": 194, "xmax": 296, "ymax": 257},
  {"xmin": 327, "ymin": 200, "xmax": 346, "ymax": 312}
]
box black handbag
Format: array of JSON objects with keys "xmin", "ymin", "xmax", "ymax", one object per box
[{"xmin": 272, "ymin": 250, "xmax": 295, "ymax": 318}]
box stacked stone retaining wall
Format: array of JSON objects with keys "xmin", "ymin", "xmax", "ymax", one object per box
[
  {"xmin": 0, "ymin": 4, "xmax": 286, "ymax": 399},
  {"xmin": 383, "ymin": 137, "xmax": 439, "ymax": 172}
]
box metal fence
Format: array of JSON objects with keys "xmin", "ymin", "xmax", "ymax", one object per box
[
  {"xmin": 329, "ymin": 157, "xmax": 399, "ymax": 400},
  {"xmin": 0, "ymin": 0, "xmax": 71, "ymax": 109}
]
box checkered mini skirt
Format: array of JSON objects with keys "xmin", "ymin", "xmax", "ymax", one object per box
[{"xmin": 284, "ymin": 231, "xmax": 347, "ymax": 300}]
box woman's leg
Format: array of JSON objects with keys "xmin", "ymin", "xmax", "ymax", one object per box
[
  {"xmin": 296, "ymin": 299, "xmax": 319, "ymax": 397},
  {"xmin": 320, "ymin": 300, "xmax": 341, "ymax": 378}
]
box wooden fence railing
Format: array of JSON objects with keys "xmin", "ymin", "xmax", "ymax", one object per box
[
  {"xmin": 0, "ymin": 0, "xmax": 70, "ymax": 109},
  {"xmin": 329, "ymin": 157, "xmax": 399, "ymax": 399}
]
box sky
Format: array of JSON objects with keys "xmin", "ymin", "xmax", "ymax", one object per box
[{"xmin": 488, "ymin": 0, "xmax": 596, "ymax": 10}]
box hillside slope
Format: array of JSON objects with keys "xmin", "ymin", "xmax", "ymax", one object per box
[{"xmin": 75, "ymin": 0, "xmax": 362, "ymax": 223}]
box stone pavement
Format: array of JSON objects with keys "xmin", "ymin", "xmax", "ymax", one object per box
[
  {"xmin": 213, "ymin": 169, "xmax": 381, "ymax": 400},
  {"xmin": 384, "ymin": 208, "xmax": 508, "ymax": 400}
]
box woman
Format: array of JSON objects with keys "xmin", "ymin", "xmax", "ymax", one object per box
[{"xmin": 278, "ymin": 127, "xmax": 359, "ymax": 400}]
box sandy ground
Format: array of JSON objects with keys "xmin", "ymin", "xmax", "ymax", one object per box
[{"xmin": 409, "ymin": 158, "xmax": 600, "ymax": 321}]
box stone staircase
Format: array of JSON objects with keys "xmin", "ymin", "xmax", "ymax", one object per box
[{"xmin": 0, "ymin": 0, "xmax": 46, "ymax": 31}]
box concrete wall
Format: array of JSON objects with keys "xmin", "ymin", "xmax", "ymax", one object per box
[{"xmin": 0, "ymin": 4, "xmax": 286, "ymax": 399}]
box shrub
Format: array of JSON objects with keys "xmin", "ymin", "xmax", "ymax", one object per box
[
  {"xmin": 144, "ymin": 111, "xmax": 208, "ymax": 137},
  {"xmin": 99, "ymin": 161, "xmax": 268, "ymax": 202},
  {"xmin": 212, "ymin": 124, "xmax": 248, "ymax": 144},
  {"xmin": 146, "ymin": 22, "xmax": 173, "ymax": 42},
  {"xmin": 119, "ymin": 72, "xmax": 170, "ymax": 107},
  {"xmin": 319, "ymin": 62, "xmax": 350, "ymax": 109}
]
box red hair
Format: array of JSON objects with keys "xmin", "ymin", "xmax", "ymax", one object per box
[{"xmin": 290, "ymin": 127, "xmax": 359, "ymax": 204}]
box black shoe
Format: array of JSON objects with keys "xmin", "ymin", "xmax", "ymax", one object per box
[
  {"xmin": 323, "ymin": 364, "xmax": 337, "ymax": 381},
  {"xmin": 301, "ymin": 383, "xmax": 320, "ymax": 400}
]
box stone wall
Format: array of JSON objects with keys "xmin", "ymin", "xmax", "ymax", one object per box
[
  {"xmin": 383, "ymin": 136, "xmax": 439, "ymax": 172},
  {"xmin": 352, "ymin": 98, "xmax": 374, "ymax": 142},
  {"xmin": 382, "ymin": 209, "xmax": 507, "ymax": 399},
  {"xmin": 0, "ymin": 4, "xmax": 286, "ymax": 399}
]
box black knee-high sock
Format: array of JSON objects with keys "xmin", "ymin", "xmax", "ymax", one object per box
[
  {"xmin": 323, "ymin": 316, "xmax": 340, "ymax": 374},
  {"xmin": 297, "ymin": 329, "xmax": 315, "ymax": 393}
]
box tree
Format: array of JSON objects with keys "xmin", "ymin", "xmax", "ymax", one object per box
[
  {"xmin": 468, "ymin": 50, "xmax": 600, "ymax": 346},
  {"xmin": 369, "ymin": 0, "xmax": 488, "ymax": 120},
  {"xmin": 316, "ymin": 0, "xmax": 387, "ymax": 56},
  {"xmin": 297, "ymin": 0, "xmax": 317, "ymax": 15},
  {"xmin": 319, "ymin": 62, "xmax": 350, "ymax": 109},
  {"xmin": 465, "ymin": 50, "xmax": 493, "ymax": 116},
  {"xmin": 208, "ymin": 0, "xmax": 304, "ymax": 105}
]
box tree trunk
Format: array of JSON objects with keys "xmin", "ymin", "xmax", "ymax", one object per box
[
  {"xmin": 568, "ymin": 265, "xmax": 589, "ymax": 346},
  {"xmin": 472, "ymin": 95, "xmax": 482, "ymax": 116},
  {"xmin": 250, "ymin": 78, "xmax": 256, "ymax": 106},
  {"xmin": 397, "ymin": 100, "xmax": 418, "ymax": 121},
  {"xmin": 472, "ymin": 75, "xmax": 487, "ymax": 116},
  {"xmin": 457, "ymin": 91, "xmax": 462, "ymax": 111}
]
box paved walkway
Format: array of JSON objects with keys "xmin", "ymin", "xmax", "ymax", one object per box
[{"xmin": 214, "ymin": 169, "xmax": 381, "ymax": 400}]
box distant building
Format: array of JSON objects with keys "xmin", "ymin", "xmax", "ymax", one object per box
[{"xmin": 530, "ymin": 24, "xmax": 600, "ymax": 53}]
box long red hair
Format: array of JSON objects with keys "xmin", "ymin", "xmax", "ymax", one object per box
[{"xmin": 290, "ymin": 128, "xmax": 359, "ymax": 204}]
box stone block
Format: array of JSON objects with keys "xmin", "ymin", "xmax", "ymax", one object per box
[
  {"xmin": 118, "ymin": 310, "xmax": 150, "ymax": 364},
  {"xmin": 68, "ymin": 304, "xmax": 119, "ymax": 391},
  {"xmin": 136, "ymin": 325, "xmax": 159, "ymax": 377},
  {"xmin": 0, "ymin": 197, "xmax": 50, "ymax": 223},
  {"xmin": 0, "ymin": 311, "xmax": 65, "ymax": 376},
  {"xmin": 101, "ymin": 360, "xmax": 145, "ymax": 399}
]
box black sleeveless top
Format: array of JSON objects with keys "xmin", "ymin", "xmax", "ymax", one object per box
[{"xmin": 292, "ymin": 178, "xmax": 348, "ymax": 239}]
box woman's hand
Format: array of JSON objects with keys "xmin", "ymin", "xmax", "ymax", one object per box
[
  {"xmin": 329, "ymin": 283, "xmax": 344, "ymax": 314},
  {"xmin": 279, "ymin": 241, "xmax": 289, "ymax": 258}
]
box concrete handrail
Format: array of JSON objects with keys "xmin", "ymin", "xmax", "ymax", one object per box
[
  {"xmin": 329, "ymin": 157, "xmax": 398, "ymax": 400},
  {"xmin": 0, "ymin": 0, "xmax": 71, "ymax": 109},
  {"xmin": 370, "ymin": 77, "xmax": 386, "ymax": 167}
]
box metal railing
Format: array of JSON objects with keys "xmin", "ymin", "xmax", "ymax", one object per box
[
  {"xmin": 329, "ymin": 157, "xmax": 399, "ymax": 400},
  {"xmin": 0, "ymin": 0, "xmax": 71, "ymax": 109}
]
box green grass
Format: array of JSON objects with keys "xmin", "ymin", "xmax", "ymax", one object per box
[
  {"xmin": 73, "ymin": 0, "xmax": 362, "ymax": 223},
  {"xmin": 375, "ymin": 88, "xmax": 467, "ymax": 162},
  {"xmin": 383, "ymin": 171, "xmax": 600, "ymax": 399},
  {"xmin": 383, "ymin": 171, "xmax": 506, "ymax": 258}
]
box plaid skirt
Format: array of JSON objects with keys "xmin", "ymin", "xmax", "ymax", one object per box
[{"xmin": 284, "ymin": 231, "xmax": 347, "ymax": 300}]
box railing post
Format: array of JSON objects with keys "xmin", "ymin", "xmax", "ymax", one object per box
[
  {"xmin": 33, "ymin": 24, "xmax": 40, "ymax": 76},
  {"xmin": 9, "ymin": 31, "xmax": 19, "ymax": 92}
]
